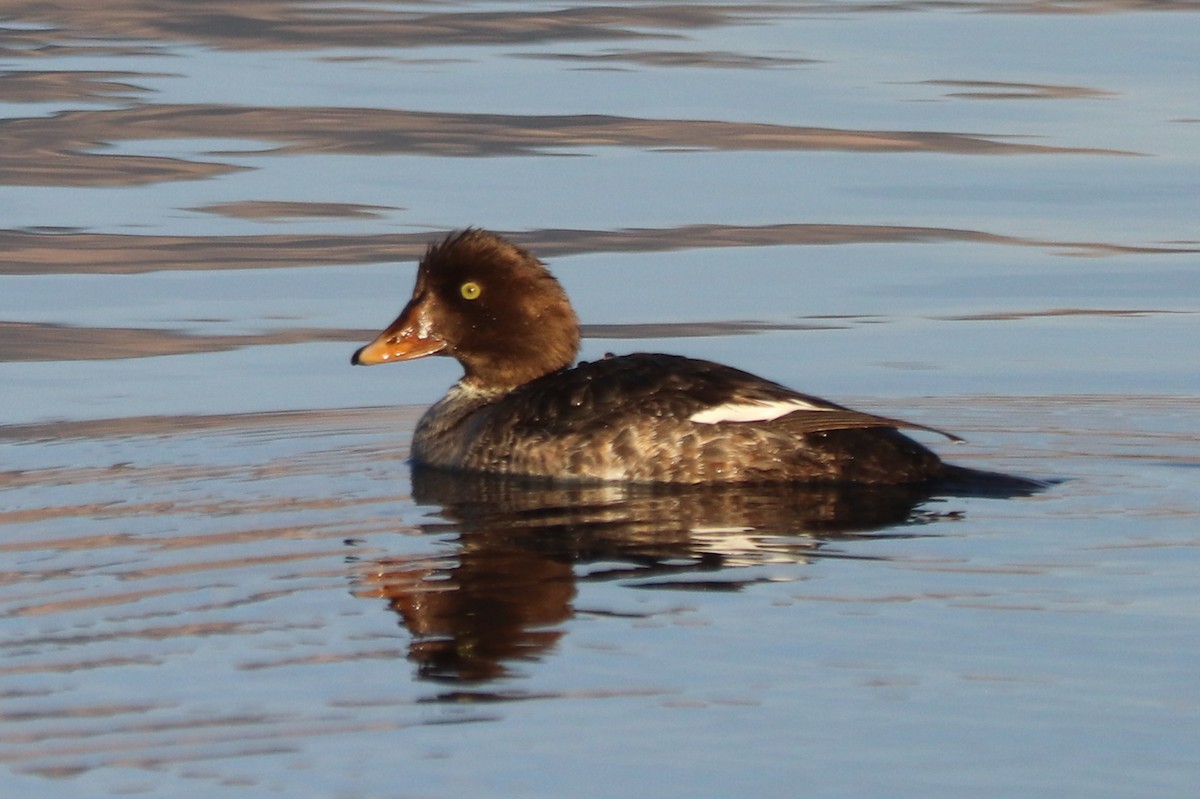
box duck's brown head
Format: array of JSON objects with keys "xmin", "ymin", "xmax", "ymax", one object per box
[{"xmin": 352, "ymin": 229, "xmax": 581, "ymax": 391}]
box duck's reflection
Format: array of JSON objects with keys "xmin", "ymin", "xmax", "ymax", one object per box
[{"xmin": 354, "ymin": 467, "xmax": 1041, "ymax": 683}]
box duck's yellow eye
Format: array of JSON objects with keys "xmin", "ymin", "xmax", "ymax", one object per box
[{"xmin": 460, "ymin": 281, "xmax": 482, "ymax": 300}]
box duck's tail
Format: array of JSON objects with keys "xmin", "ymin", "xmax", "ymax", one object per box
[{"xmin": 933, "ymin": 463, "xmax": 1059, "ymax": 498}]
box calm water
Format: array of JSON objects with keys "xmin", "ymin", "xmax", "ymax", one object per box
[{"xmin": 2, "ymin": 2, "xmax": 1198, "ymax": 796}]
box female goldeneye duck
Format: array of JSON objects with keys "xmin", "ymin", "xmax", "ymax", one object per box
[{"xmin": 352, "ymin": 228, "xmax": 963, "ymax": 485}]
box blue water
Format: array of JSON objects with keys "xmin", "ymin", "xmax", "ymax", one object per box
[{"xmin": 1, "ymin": 2, "xmax": 1198, "ymax": 797}]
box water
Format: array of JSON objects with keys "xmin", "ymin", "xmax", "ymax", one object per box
[{"xmin": 1, "ymin": 2, "xmax": 1198, "ymax": 796}]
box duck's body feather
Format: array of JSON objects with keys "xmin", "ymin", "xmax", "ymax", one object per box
[{"xmin": 412, "ymin": 353, "xmax": 950, "ymax": 484}]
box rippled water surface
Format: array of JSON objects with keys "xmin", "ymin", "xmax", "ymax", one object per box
[{"xmin": 2, "ymin": 2, "xmax": 1198, "ymax": 796}]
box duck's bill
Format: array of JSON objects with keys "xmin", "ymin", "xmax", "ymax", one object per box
[{"xmin": 351, "ymin": 303, "xmax": 446, "ymax": 365}]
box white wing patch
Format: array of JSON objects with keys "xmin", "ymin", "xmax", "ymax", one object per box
[{"xmin": 688, "ymin": 397, "xmax": 832, "ymax": 425}]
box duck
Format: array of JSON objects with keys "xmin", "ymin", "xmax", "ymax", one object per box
[{"xmin": 352, "ymin": 228, "xmax": 966, "ymax": 485}]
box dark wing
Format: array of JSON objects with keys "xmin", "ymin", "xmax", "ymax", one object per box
[{"xmin": 493, "ymin": 353, "xmax": 961, "ymax": 441}]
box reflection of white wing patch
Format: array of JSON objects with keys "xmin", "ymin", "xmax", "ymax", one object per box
[{"xmin": 689, "ymin": 398, "xmax": 831, "ymax": 424}]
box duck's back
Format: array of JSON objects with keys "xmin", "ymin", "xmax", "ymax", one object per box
[{"xmin": 413, "ymin": 353, "xmax": 948, "ymax": 484}]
